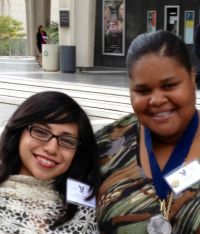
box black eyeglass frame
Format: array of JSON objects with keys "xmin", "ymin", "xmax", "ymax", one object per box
[{"xmin": 27, "ymin": 125, "xmax": 80, "ymax": 149}]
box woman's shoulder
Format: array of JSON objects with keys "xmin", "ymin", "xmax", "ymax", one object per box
[
  {"xmin": 0, "ymin": 175, "xmax": 59, "ymax": 202},
  {"xmin": 95, "ymin": 113, "xmax": 138, "ymax": 142},
  {"xmin": 96, "ymin": 113, "xmax": 139, "ymax": 177}
]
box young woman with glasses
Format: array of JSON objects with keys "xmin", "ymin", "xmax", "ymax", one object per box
[{"xmin": 0, "ymin": 91, "xmax": 100, "ymax": 233}]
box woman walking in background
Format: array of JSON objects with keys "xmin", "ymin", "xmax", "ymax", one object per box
[{"xmin": 36, "ymin": 25, "xmax": 48, "ymax": 66}]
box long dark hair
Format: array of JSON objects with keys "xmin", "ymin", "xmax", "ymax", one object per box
[
  {"xmin": 37, "ymin": 25, "xmax": 43, "ymax": 32},
  {"xmin": 0, "ymin": 91, "xmax": 100, "ymax": 226},
  {"xmin": 126, "ymin": 30, "xmax": 192, "ymax": 77}
]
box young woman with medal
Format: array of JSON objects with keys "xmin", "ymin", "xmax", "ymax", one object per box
[{"xmin": 96, "ymin": 30, "xmax": 200, "ymax": 234}]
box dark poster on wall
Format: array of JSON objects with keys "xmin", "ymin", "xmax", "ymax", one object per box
[
  {"xmin": 102, "ymin": 0, "xmax": 125, "ymax": 56},
  {"xmin": 60, "ymin": 9, "xmax": 69, "ymax": 27}
]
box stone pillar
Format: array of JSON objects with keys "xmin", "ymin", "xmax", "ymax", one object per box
[
  {"xmin": 59, "ymin": 0, "xmax": 75, "ymax": 46},
  {"xmin": 25, "ymin": 0, "xmax": 50, "ymax": 56},
  {"xmin": 59, "ymin": 0, "xmax": 96, "ymax": 67},
  {"xmin": 33, "ymin": 0, "xmax": 51, "ymax": 30},
  {"xmin": 25, "ymin": 0, "xmax": 35, "ymax": 55},
  {"xmin": 75, "ymin": 0, "xmax": 96, "ymax": 67}
]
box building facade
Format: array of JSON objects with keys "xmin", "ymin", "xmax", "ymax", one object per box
[
  {"xmin": 94, "ymin": 0, "xmax": 200, "ymax": 68},
  {"xmin": 0, "ymin": 0, "xmax": 200, "ymax": 69}
]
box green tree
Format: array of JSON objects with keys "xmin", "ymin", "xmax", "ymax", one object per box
[
  {"xmin": 0, "ymin": 15, "xmax": 25, "ymax": 55},
  {"xmin": 0, "ymin": 15, "xmax": 25, "ymax": 39}
]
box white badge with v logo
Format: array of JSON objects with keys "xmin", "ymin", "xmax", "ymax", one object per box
[
  {"xmin": 164, "ymin": 160, "xmax": 200, "ymax": 195},
  {"xmin": 66, "ymin": 178, "xmax": 96, "ymax": 208}
]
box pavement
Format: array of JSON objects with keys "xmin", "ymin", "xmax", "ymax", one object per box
[
  {"xmin": 0, "ymin": 57, "xmax": 129, "ymax": 87},
  {"xmin": 0, "ymin": 57, "xmax": 130, "ymax": 132}
]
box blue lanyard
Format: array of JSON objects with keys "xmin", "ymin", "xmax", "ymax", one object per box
[{"xmin": 144, "ymin": 110, "xmax": 199, "ymax": 199}]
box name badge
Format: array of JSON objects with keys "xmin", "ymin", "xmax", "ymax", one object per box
[
  {"xmin": 66, "ymin": 178, "xmax": 96, "ymax": 208},
  {"xmin": 164, "ymin": 160, "xmax": 200, "ymax": 195}
]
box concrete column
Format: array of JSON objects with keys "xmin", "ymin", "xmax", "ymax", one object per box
[
  {"xmin": 59, "ymin": 0, "xmax": 75, "ymax": 45},
  {"xmin": 75, "ymin": 0, "xmax": 96, "ymax": 67},
  {"xmin": 33, "ymin": 0, "xmax": 51, "ymax": 30},
  {"xmin": 25, "ymin": 0, "xmax": 50, "ymax": 56},
  {"xmin": 25, "ymin": 0, "xmax": 35, "ymax": 55},
  {"xmin": 59, "ymin": 0, "xmax": 96, "ymax": 67}
]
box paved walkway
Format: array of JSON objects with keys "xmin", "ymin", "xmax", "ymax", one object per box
[
  {"xmin": 0, "ymin": 57, "xmax": 130, "ymax": 132},
  {"xmin": 0, "ymin": 57, "xmax": 129, "ymax": 87}
]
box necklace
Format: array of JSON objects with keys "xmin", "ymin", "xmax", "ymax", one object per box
[
  {"xmin": 145, "ymin": 111, "xmax": 199, "ymax": 234},
  {"xmin": 159, "ymin": 192, "xmax": 173, "ymax": 220},
  {"xmin": 147, "ymin": 192, "xmax": 173, "ymax": 234}
]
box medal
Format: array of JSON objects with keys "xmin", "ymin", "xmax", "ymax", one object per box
[
  {"xmin": 147, "ymin": 214, "xmax": 172, "ymax": 234},
  {"xmin": 147, "ymin": 192, "xmax": 173, "ymax": 234}
]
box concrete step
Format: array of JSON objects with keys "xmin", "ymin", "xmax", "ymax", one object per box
[
  {"xmin": 0, "ymin": 76, "xmax": 132, "ymax": 132},
  {"xmin": 0, "ymin": 75, "xmax": 129, "ymax": 96},
  {"xmin": 1, "ymin": 76, "xmax": 200, "ymax": 133},
  {"xmin": 0, "ymin": 76, "xmax": 132, "ymax": 119}
]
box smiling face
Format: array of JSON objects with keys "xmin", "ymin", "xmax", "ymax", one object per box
[
  {"xmin": 130, "ymin": 53, "xmax": 196, "ymax": 141},
  {"xmin": 19, "ymin": 123, "xmax": 78, "ymax": 180}
]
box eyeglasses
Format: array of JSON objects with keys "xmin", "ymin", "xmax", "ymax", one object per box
[{"xmin": 27, "ymin": 125, "xmax": 80, "ymax": 149}]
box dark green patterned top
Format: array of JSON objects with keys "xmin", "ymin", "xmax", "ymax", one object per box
[{"xmin": 95, "ymin": 113, "xmax": 200, "ymax": 234}]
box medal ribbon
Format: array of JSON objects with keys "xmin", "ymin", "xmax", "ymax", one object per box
[{"xmin": 145, "ymin": 110, "xmax": 199, "ymax": 199}]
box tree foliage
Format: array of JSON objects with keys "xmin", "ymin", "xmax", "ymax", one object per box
[{"xmin": 0, "ymin": 15, "xmax": 25, "ymax": 39}]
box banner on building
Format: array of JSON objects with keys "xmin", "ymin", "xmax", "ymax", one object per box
[
  {"xmin": 102, "ymin": 0, "xmax": 125, "ymax": 56},
  {"xmin": 147, "ymin": 11, "xmax": 157, "ymax": 32},
  {"xmin": 184, "ymin": 11, "xmax": 195, "ymax": 44}
]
